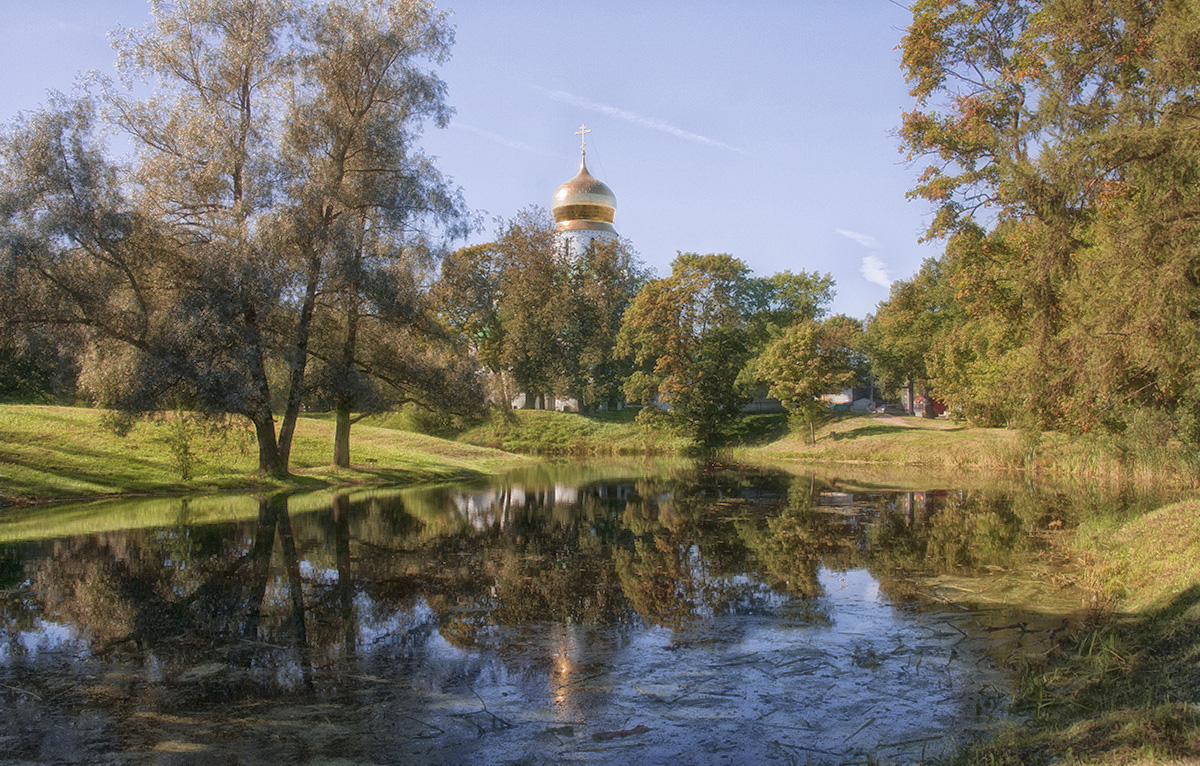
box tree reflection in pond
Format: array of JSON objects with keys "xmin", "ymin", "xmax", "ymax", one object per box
[{"xmin": 0, "ymin": 462, "xmax": 1166, "ymax": 764}]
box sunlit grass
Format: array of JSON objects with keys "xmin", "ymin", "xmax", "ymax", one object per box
[
  {"xmin": 738, "ymin": 412, "xmax": 1200, "ymax": 488},
  {"xmin": 0, "ymin": 404, "xmax": 527, "ymax": 505},
  {"xmin": 1081, "ymin": 499, "xmax": 1200, "ymax": 612},
  {"xmin": 735, "ymin": 412, "xmax": 1027, "ymax": 471}
]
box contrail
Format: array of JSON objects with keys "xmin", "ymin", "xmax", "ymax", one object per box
[
  {"xmin": 537, "ymin": 87, "xmax": 749, "ymax": 155},
  {"xmin": 452, "ymin": 122, "xmax": 545, "ymax": 154}
]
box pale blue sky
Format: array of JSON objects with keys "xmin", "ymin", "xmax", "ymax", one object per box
[{"xmin": 1, "ymin": 1, "xmax": 938, "ymax": 319}]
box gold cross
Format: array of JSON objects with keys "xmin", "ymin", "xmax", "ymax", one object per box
[{"xmin": 575, "ymin": 124, "xmax": 591, "ymax": 155}]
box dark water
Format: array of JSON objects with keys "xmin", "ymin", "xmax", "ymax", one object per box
[{"xmin": 0, "ymin": 462, "xmax": 1142, "ymax": 764}]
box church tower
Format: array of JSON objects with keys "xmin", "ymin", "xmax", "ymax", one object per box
[{"xmin": 551, "ymin": 125, "xmax": 617, "ymax": 258}]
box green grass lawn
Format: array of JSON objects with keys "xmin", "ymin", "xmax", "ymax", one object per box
[{"xmin": 0, "ymin": 405, "xmax": 527, "ymax": 505}]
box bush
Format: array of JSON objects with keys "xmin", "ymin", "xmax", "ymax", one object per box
[
  {"xmin": 391, "ymin": 403, "xmax": 481, "ymax": 439},
  {"xmin": 635, "ymin": 405, "xmax": 667, "ymax": 430}
]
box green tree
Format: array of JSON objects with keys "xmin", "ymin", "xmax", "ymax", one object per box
[
  {"xmin": 758, "ymin": 316, "xmax": 862, "ymax": 444},
  {"xmin": 898, "ymin": 0, "xmax": 1200, "ymax": 440},
  {"xmin": 862, "ymin": 256, "xmax": 957, "ymax": 417},
  {"xmin": 617, "ymin": 253, "xmax": 761, "ymax": 447},
  {"xmin": 560, "ymin": 236, "xmax": 646, "ymax": 410},
  {"xmin": 441, "ymin": 211, "xmax": 645, "ymax": 412},
  {"xmin": 493, "ymin": 207, "xmax": 566, "ymax": 407},
  {"xmin": 433, "ymin": 242, "xmax": 505, "ymax": 377}
]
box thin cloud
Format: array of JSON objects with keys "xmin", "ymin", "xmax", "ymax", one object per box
[
  {"xmin": 453, "ymin": 122, "xmax": 544, "ymax": 154},
  {"xmin": 861, "ymin": 254, "xmax": 892, "ymax": 289},
  {"xmin": 535, "ymin": 87, "xmax": 749, "ymax": 155},
  {"xmin": 837, "ymin": 229, "xmax": 880, "ymax": 250}
]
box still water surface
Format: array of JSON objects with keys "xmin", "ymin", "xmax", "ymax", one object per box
[{"xmin": 0, "ymin": 461, "xmax": 1142, "ymax": 764}]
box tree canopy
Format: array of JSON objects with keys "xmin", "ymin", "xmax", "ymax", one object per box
[{"xmin": 886, "ymin": 0, "xmax": 1200, "ymax": 440}]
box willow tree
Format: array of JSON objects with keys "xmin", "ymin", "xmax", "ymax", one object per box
[
  {"xmin": 282, "ymin": 0, "xmax": 472, "ymax": 466},
  {"xmin": 0, "ymin": 0, "xmax": 467, "ymax": 475}
]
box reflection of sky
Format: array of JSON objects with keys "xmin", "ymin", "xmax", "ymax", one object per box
[
  {"xmin": 355, "ymin": 596, "xmax": 438, "ymax": 648},
  {"xmin": 0, "ymin": 619, "xmax": 87, "ymax": 662},
  {"xmin": 298, "ymin": 560, "xmax": 336, "ymax": 584}
]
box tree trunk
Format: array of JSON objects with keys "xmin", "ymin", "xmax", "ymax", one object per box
[
  {"xmin": 332, "ymin": 284, "xmax": 360, "ymax": 468},
  {"xmin": 243, "ymin": 299, "xmax": 288, "ymax": 477},
  {"xmin": 251, "ymin": 411, "xmax": 287, "ymax": 477},
  {"xmin": 277, "ymin": 249, "xmax": 324, "ymax": 466},
  {"xmin": 922, "ymin": 388, "xmax": 936, "ymax": 419},
  {"xmin": 333, "ymin": 398, "xmax": 352, "ymax": 468},
  {"xmin": 905, "ymin": 377, "xmax": 915, "ymax": 416}
]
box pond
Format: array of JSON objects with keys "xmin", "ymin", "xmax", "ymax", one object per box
[{"xmin": 0, "ymin": 461, "xmax": 1156, "ymax": 764}]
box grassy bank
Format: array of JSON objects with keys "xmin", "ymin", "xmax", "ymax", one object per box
[
  {"xmin": 457, "ymin": 408, "xmax": 689, "ymax": 455},
  {"xmin": 0, "ymin": 404, "xmax": 527, "ymax": 506},
  {"xmin": 950, "ymin": 499, "xmax": 1200, "ymax": 765},
  {"xmin": 739, "ymin": 412, "xmax": 1200, "ymax": 488}
]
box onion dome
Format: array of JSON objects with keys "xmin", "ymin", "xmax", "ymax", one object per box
[{"xmin": 551, "ymin": 155, "xmax": 617, "ymax": 234}]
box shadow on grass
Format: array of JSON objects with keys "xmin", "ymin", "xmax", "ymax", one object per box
[
  {"xmin": 827, "ymin": 425, "xmax": 917, "ymax": 440},
  {"xmin": 955, "ymin": 585, "xmax": 1200, "ymax": 765},
  {"xmin": 724, "ymin": 413, "xmax": 790, "ymax": 447}
]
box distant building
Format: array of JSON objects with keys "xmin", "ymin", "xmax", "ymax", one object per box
[
  {"xmin": 551, "ymin": 124, "xmax": 618, "ymax": 258},
  {"xmin": 515, "ymin": 126, "xmax": 619, "ymax": 412}
]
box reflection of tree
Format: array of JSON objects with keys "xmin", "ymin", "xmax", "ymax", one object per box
[
  {"xmin": 8, "ymin": 464, "xmax": 1101, "ymax": 701},
  {"xmin": 16, "ymin": 494, "xmax": 319, "ymax": 699},
  {"xmin": 739, "ymin": 474, "xmax": 855, "ymax": 601},
  {"xmin": 609, "ymin": 466, "xmax": 786, "ymax": 629},
  {"xmin": 333, "ymin": 494, "xmax": 356, "ymax": 657},
  {"xmin": 741, "ymin": 506, "xmax": 827, "ymax": 599},
  {"xmin": 613, "ymin": 536, "xmax": 707, "ymax": 629},
  {"xmin": 491, "ymin": 531, "xmax": 626, "ymax": 626},
  {"xmin": 867, "ymin": 490, "xmax": 1032, "ymax": 577}
]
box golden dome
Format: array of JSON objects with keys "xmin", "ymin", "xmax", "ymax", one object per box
[{"xmin": 552, "ymin": 156, "xmax": 617, "ymax": 233}]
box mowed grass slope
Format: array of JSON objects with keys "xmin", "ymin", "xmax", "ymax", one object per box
[
  {"xmin": 0, "ymin": 405, "xmax": 527, "ymax": 505},
  {"xmin": 458, "ymin": 408, "xmax": 688, "ymax": 455}
]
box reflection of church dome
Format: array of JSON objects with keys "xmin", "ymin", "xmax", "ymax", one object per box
[{"xmin": 552, "ymin": 156, "xmax": 617, "ymax": 234}]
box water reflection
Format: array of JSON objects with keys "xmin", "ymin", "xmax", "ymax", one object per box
[{"xmin": 0, "ymin": 463, "xmax": 1160, "ymax": 764}]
